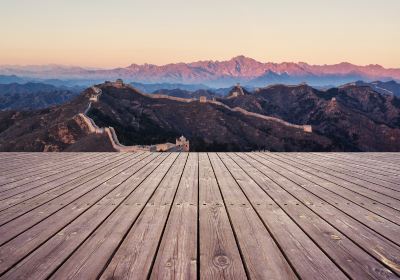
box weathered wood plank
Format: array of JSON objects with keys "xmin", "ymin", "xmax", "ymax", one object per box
[
  {"xmin": 0, "ymin": 153, "xmax": 152, "ymax": 250},
  {"xmin": 208, "ymin": 153, "xmax": 297, "ymax": 280},
  {"xmin": 0, "ymin": 153, "xmax": 130, "ymax": 216},
  {"xmin": 307, "ymin": 153, "xmax": 400, "ymax": 182},
  {"xmin": 0, "ymin": 153, "xmax": 94, "ymax": 179},
  {"xmin": 198, "ymin": 153, "xmax": 247, "ymax": 279},
  {"xmin": 296, "ymin": 153, "xmax": 400, "ymax": 186},
  {"xmin": 266, "ymin": 154, "xmax": 400, "ymax": 225},
  {"xmin": 0, "ymin": 152, "xmax": 67, "ymax": 167},
  {"xmin": 0, "ymin": 154, "xmax": 107, "ymax": 195},
  {"xmin": 0, "ymin": 153, "xmax": 174, "ymax": 279},
  {"xmin": 260, "ymin": 153, "xmax": 400, "ymax": 211},
  {"xmin": 0, "ymin": 152, "xmax": 399, "ymax": 280},
  {"xmin": 0, "ymin": 153, "xmax": 99, "ymax": 176},
  {"xmin": 359, "ymin": 154, "xmax": 400, "ymax": 165},
  {"xmin": 277, "ymin": 153, "xmax": 400, "ymax": 197},
  {"xmin": 0, "ymin": 153, "xmax": 120, "ymax": 198},
  {"xmin": 149, "ymin": 153, "xmax": 199, "ymax": 280},
  {"xmin": 221, "ymin": 153, "xmax": 348, "ymax": 280},
  {"xmin": 258, "ymin": 153, "xmax": 400, "ymax": 243},
  {"xmin": 325, "ymin": 153, "xmax": 400, "ymax": 173},
  {"xmin": 51, "ymin": 153, "xmax": 187, "ymax": 279},
  {"xmin": 241, "ymin": 153, "xmax": 400, "ymax": 277}
]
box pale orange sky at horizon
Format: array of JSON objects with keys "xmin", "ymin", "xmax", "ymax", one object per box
[{"xmin": 1, "ymin": 0, "xmax": 399, "ymax": 68}]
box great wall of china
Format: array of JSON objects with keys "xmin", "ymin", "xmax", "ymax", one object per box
[
  {"xmin": 78, "ymin": 81, "xmax": 313, "ymax": 152},
  {"xmin": 79, "ymin": 86, "xmax": 189, "ymax": 152},
  {"xmin": 124, "ymin": 83, "xmax": 312, "ymax": 133}
]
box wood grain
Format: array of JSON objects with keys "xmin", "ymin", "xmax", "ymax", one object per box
[{"xmin": 0, "ymin": 152, "xmax": 399, "ymax": 280}]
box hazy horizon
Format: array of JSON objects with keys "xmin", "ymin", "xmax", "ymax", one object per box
[
  {"xmin": 1, "ymin": 0, "xmax": 399, "ymax": 68},
  {"xmin": 1, "ymin": 55, "xmax": 399, "ymax": 70}
]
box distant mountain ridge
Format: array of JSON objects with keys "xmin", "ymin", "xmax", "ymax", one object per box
[
  {"xmin": 1, "ymin": 56, "xmax": 399, "ymax": 87},
  {"xmin": 0, "ymin": 82, "xmax": 82, "ymax": 110}
]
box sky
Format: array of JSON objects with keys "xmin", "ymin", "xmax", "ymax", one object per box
[{"xmin": 0, "ymin": 0, "xmax": 399, "ymax": 68}]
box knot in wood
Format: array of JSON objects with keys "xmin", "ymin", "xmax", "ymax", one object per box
[{"xmin": 213, "ymin": 255, "xmax": 230, "ymax": 268}]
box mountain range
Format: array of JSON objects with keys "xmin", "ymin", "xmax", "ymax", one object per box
[
  {"xmin": 1, "ymin": 56, "xmax": 400, "ymax": 87},
  {"xmin": 220, "ymin": 84, "xmax": 400, "ymax": 151},
  {"xmin": 1, "ymin": 81, "xmax": 399, "ymax": 152},
  {"xmin": 2, "ymin": 80, "xmax": 400, "ymax": 111}
]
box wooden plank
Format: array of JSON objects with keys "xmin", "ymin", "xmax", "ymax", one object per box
[
  {"xmin": 220, "ymin": 153, "xmax": 347, "ymax": 280},
  {"xmin": 0, "ymin": 152, "xmax": 101, "ymax": 178},
  {"xmin": 0, "ymin": 154, "xmax": 59, "ymax": 172},
  {"xmin": 0, "ymin": 153, "xmax": 130, "ymax": 212},
  {"xmin": 256, "ymin": 153, "xmax": 400, "ymax": 244},
  {"xmin": 207, "ymin": 153, "xmax": 297, "ymax": 280},
  {"xmin": 0, "ymin": 153, "xmax": 42, "ymax": 164},
  {"xmin": 0, "ymin": 152, "xmax": 399, "ymax": 279},
  {"xmin": 0, "ymin": 153, "xmax": 116, "ymax": 196},
  {"xmin": 307, "ymin": 153, "xmax": 400, "ymax": 182},
  {"xmin": 342, "ymin": 153, "xmax": 400, "ymax": 165},
  {"xmin": 279, "ymin": 153, "xmax": 400, "ymax": 196},
  {"xmin": 263, "ymin": 154, "xmax": 400, "ymax": 226},
  {"xmin": 0, "ymin": 154, "xmax": 56, "ymax": 172},
  {"xmin": 326, "ymin": 153, "xmax": 400, "ymax": 173},
  {"xmin": 198, "ymin": 153, "xmax": 247, "ymax": 279},
  {"xmin": 241, "ymin": 153, "xmax": 400, "ymax": 277},
  {"xmin": 0, "ymin": 153, "xmax": 94, "ymax": 179},
  {"xmin": 0, "ymin": 153, "xmax": 151, "ymax": 247},
  {"xmin": 318, "ymin": 153, "xmax": 400, "ymax": 171},
  {"xmin": 359, "ymin": 154, "xmax": 400, "ymax": 165},
  {"xmin": 0, "ymin": 153, "xmax": 68, "ymax": 167},
  {"xmin": 299, "ymin": 153, "xmax": 400, "ymax": 185},
  {"xmin": 0, "ymin": 156, "xmax": 78, "ymax": 179},
  {"xmin": 148, "ymin": 153, "xmax": 199, "ymax": 280},
  {"xmin": 261, "ymin": 153, "xmax": 400, "ymax": 211},
  {"xmin": 0, "ymin": 153, "xmax": 69, "ymax": 163},
  {"xmin": 0, "ymin": 153, "xmax": 173, "ymax": 279},
  {"xmin": 0, "ymin": 154, "xmax": 129, "ymax": 211},
  {"xmin": 0, "ymin": 153, "xmax": 130, "ymax": 224},
  {"xmin": 50, "ymin": 153, "xmax": 187, "ymax": 279},
  {"xmin": 0, "ymin": 154, "xmax": 114, "ymax": 192},
  {"xmin": 0, "ymin": 153, "xmax": 106, "ymax": 190}
]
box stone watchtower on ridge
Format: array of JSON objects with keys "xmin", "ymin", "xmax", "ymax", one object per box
[
  {"xmin": 114, "ymin": 79, "xmax": 124, "ymax": 88},
  {"xmin": 176, "ymin": 135, "xmax": 190, "ymax": 152},
  {"xmin": 228, "ymin": 83, "xmax": 245, "ymax": 98},
  {"xmin": 199, "ymin": 96, "xmax": 207, "ymax": 103}
]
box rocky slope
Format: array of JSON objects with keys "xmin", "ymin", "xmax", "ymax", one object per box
[
  {"xmin": 0, "ymin": 83, "xmax": 333, "ymax": 152},
  {"xmin": 220, "ymin": 84, "xmax": 400, "ymax": 151},
  {"xmin": 1, "ymin": 82, "xmax": 399, "ymax": 152},
  {"xmin": 86, "ymin": 84, "xmax": 330, "ymax": 152},
  {"xmin": 0, "ymin": 89, "xmax": 113, "ymax": 152}
]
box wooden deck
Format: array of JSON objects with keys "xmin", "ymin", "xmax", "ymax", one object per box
[{"xmin": 0, "ymin": 152, "xmax": 399, "ymax": 280}]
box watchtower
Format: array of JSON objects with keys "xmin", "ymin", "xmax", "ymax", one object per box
[
  {"xmin": 176, "ymin": 135, "xmax": 190, "ymax": 152},
  {"xmin": 199, "ymin": 96, "xmax": 207, "ymax": 103},
  {"xmin": 114, "ymin": 79, "xmax": 124, "ymax": 88}
]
